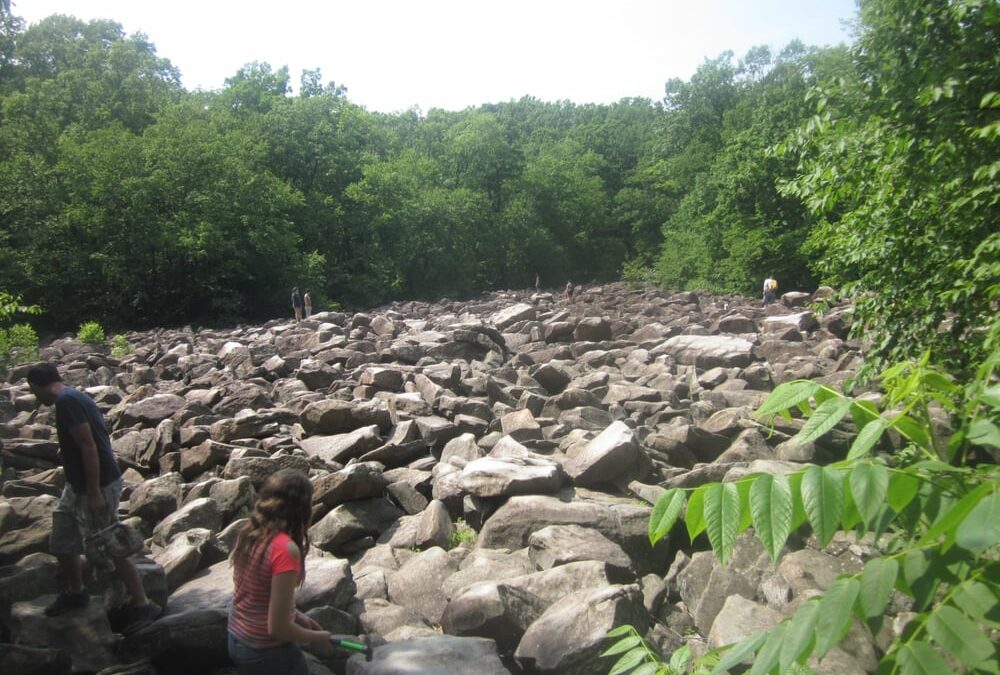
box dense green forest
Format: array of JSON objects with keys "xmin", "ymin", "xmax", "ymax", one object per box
[{"xmin": 0, "ymin": 0, "xmax": 996, "ymax": 378}]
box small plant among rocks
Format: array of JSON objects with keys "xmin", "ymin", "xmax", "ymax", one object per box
[
  {"xmin": 77, "ymin": 321, "xmax": 105, "ymax": 344},
  {"xmin": 450, "ymin": 518, "xmax": 477, "ymax": 548},
  {"xmin": 110, "ymin": 334, "xmax": 132, "ymax": 358}
]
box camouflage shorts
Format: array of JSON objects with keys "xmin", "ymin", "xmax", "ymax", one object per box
[{"xmin": 50, "ymin": 478, "xmax": 123, "ymax": 556}]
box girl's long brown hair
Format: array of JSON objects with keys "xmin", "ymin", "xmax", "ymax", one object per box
[{"xmin": 231, "ymin": 468, "xmax": 313, "ymax": 585}]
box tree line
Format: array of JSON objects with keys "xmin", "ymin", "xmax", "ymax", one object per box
[{"xmin": 0, "ymin": 0, "xmax": 996, "ymax": 379}]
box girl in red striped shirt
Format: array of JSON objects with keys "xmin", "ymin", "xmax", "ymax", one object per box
[{"xmin": 227, "ymin": 469, "xmax": 333, "ymax": 674}]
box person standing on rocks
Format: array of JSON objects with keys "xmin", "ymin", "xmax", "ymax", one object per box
[
  {"xmin": 26, "ymin": 363, "xmax": 161, "ymax": 630},
  {"xmin": 565, "ymin": 280, "xmax": 575, "ymax": 303},
  {"xmin": 763, "ymin": 275, "xmax": 778, "ymax": 305},
  {"xmin": 303, "ymin": 289, "xmax": 313, "ymax": 319},
  {"xmin": 228, "ymin": 469, "xmax": 334, "ymax": 674},
  {"xmin": 291, "ymin": 287, "xmax": 303, "ymax": 322}
]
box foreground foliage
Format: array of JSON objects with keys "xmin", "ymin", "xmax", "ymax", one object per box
[{"xmin": 603, "ymin": 349, "xmax": 1000, "ymax": 674}]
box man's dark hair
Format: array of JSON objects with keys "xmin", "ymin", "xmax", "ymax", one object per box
[{"xmin": 26, "ymin": 362, "xmax": 62, "ymax": 386}]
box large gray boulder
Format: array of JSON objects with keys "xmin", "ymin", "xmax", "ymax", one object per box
[
  {"xmin": 652, "ymin": 334, "xmax": 755, "ymax": 368},
  {"xmin": 458, "ymin": 456, "xmax": 563, "ymax": 498},
  {"xmin": 514, "ymin": 584, "xmax": 648, "ymax": 674},
  {"xmin": 440, "ymin": 581, "xmax": 547, "ymax": 651},
  {"xmin": 299, "ymin": 425, "xmax": 383, "ymax": 464},
  {"xmin": 386, "ymin": 546, "xmax": 460, "ymax": 624},
  {"xmin": 528, "ymin": 524, "xmax": 633, "ymax": 576},
  {"xmin": 563, "ymin": 421, "xmax": 640, "ymax": 487}
]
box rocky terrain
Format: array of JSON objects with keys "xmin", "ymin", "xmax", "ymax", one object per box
[{"xmin": 0, "ymin": 282, "xmax": 886, "ymax": 675}]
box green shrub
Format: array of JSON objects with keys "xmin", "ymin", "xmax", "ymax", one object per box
[
  {"xmin": 449, "ymin": 518, "xmax": 477, "ymax": 548},
  {"xmin": 0, "ymin": 291, "xmax": 41, "ymax": 375},
  {"xmin": 110, "ymin": 334, "xmax": 132, "ymax": 358},
  {"xmin": 77, "ymin": 321, "xmax": 105, "ymax": 344},
  {"xmin": 0, "ymin": 323, "xmax": 39, "ymax": 373}
]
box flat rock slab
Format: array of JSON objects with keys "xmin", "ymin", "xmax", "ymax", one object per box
[
  {"xmin": 652, "ymin": 335, "xmax": 755, "ymax": 368},
  {"xmin": 346, "ymin": 635, "xmax": 509, "ymax": 675}
]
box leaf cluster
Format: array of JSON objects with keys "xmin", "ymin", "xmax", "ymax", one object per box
[{"xmin": 614, "ymin": 356, "xmax": 1000, "ymax": 675}]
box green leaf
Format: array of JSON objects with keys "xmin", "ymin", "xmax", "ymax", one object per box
[
  {"xmin": 736, "ymin": 477, "xmax": 754, "ymax": 532},
  {"xmin": 668, "ymin": 644, "xmax": 691, "ymax": 672},
  {"xmin": 686, "ymin": 484, "xmax": 707, "ymax": 542},
  {"xmin": 851, "ymin": 399, "xmax": 880, "ymax": 427},
  {"xmin": 649, "ymin": 488, "xmax": 685, "ymax": 546},
  {"xmin": 788, "ymin": 470, "xmax": 809, "ymax": 530},
  {"xmin": 606, "ymin": 625, "xmax": 635, "ymax": 639},
  {"xmin": 703, "ymin": 482, "xmax": 741, "ymax": 565},
  {"xmin": 968, "ymin": 419, "xmax": 1000, "ymax": 448},
  {"xmin": 901, "ymin": 549, "xmax": 941, "ymax": 612},
  {"xmin": 977, "ymin": 383, "xmax": 1000, "ymax": 408},
  {"xmin": 801, "ymin": 465, "xmax": 844, "ymax": 547},
  {"xmin": 797, "ymin": 397, "xmax": 853, "ymax": 445},
  {"xmin": 747, "ymin": 622, "xmax": 787, "ymax": 675},
  {"xmin": 750, "ymin": 472, "xmax": 793, "ymax": 563},
  {"xmin": 897, "ymin": 641, "xmax": 956, "ymax": 675},
  {"xmin": 950, "ymin": 579, "xmax": 998, "ymax": 623},
  {"xmin": 814, "ymin": 385, "xmax": 838, "ymax": 406},
  {"xmin": 859, "ymin": 558, "xmax": 899, "ymax": 620},
  {"xmin": 630, "ymin": 663, "xmax": 662, "ymax": 675},
  {"xmin": 955, "ymin": 489, "xmax": 1000, "ymax": 554},
  {"xmin": 847, "ymin": 416, "xmax": 889, "ymax": 459},
  {"xmin": 710, "ymin": 631, "xmax": 767, "ymax": 674},
  {"xmin": 887, "ymin": 471, "xmax": 919, "ymax": 512},
  {"xmin": 608, "ymin": 646, "xmax": 648, "ymax": 675},
  {"xmin": 919, "ymin": 482, "xmax": 992, "ymax": 548},
  {"xmin": 921, "ymin": 371, "xmax": 958, "ymax": 395},
  {"xmin": 814, "ymin": 577, "xmax": 860, "ymax": 658},
  {"xmin": 891, "ymin": 414, "xmax": 932, "ymax": 450},
  {"xmin": 841, "ymin": 482, "xmax": 862, "ymax": 531},
  {"xmin": 780, "ymin": 601, "xmax": 818, "ymax": 670},
  {"xmin": 926, "ymin": 604, "xmax": 995, "ymax": 668},
  {"xmin": 850, "ymin": 461, "xmax": 889, "ymax": 528},
  {"xmin": 756, "ymin": 380, "xmax": 820, "ymax": 417},
  {"xmin": 602, "ymin": 635, "xmax": 642, "ymax": 656}
]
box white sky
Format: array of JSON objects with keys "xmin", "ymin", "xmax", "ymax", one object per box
[{"xmin": 13, "ymin": 0, "xmax": 857, "ymax": 114}]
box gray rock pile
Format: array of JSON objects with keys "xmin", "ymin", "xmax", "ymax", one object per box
[{"xmin": 0, "ymin": 283, "xmax": 883, "ymax": 674}]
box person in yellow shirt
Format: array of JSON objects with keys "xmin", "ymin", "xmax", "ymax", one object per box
[{"xmin": 763, "ymin": 275, "xmax": 778, "ymax": 305}]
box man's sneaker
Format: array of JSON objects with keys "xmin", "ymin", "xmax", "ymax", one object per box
[
  {"xmin": 119, "ymin": 601, "xmax": 162, "ymax": 636},
  {"xmin": 44, "ymin": 591, "xmax": 90, "ymax": 617}
]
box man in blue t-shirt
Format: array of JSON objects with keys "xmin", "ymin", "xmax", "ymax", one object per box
[{"xmin": 27, "ymin": 363, "xmax": 160, "ymax": 629}]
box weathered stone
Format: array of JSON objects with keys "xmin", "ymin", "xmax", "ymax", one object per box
[
  {"xmin": 299, "ymin": 425, "xmax": 383, "ymax": 464},
  {"xmin": 312, "ymin": 461, "xmax": 388, "ymax": 509},
  {"xmin": 514, "ymin": 584, "xmax": 648, "ymax": 675},
  {"xmin": 345, "ymin": 636, "xmax": 509, "ymax": 675},
  {"xmin": 459, "ymin": 456, "xmax": 563, "ymax": 497},
  {"xmin": 528, "ymin": 524, "xmax": 633, "ymax": 575},
  {"xmin": 564, "ymin": 421, "xmax": 640, "ymax": 487},
  {"xmin": 299, "ymin": 399, "xmax": 390, "ymax": 435},
  {"xmin": 652, "ymin": 335, "xmax": 755, "ymax": 369},
  {"xmin": 152, "ymin": 497, "xmax": 222, "ymax": 546}
]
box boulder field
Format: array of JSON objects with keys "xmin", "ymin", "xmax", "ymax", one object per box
[{"xmin": 1, "ymin": 282, "xmax": 889, "ymax": 674}]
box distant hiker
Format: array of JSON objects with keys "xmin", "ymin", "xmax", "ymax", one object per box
[
  {"xmin": 565, "ymin": 281, "xmax": 575, "ymax": 303},
  {"xmin": 27, "ymin": 363, "xmax": 161, "ymax": 632},
  {"xmin": 535, "ymin": 273, "xmax": 541, "ymax": 292},
  {"xmin": 763, "ymin": 275, "xmax": 778, "ymax": 305},
  {"xmin": 303, "ymin": 290, "xmax": 312, "ymax": 319},
  {"xmin": 291, "ymin": 287, "xmax": 303, "ymax": 322},
  {"xmin": 228, "ymin": 469, "xmax": 335, "ymax": 673}
]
